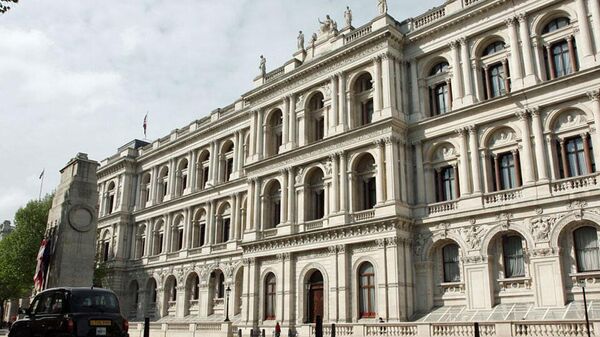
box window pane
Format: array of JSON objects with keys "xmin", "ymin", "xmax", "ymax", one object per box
[
  {"xmin": 443, "ymin": 245, "xmax": 461, "ymax": 282},
  {"xmin": 503, "ymin": 236, "xmax": 525, "ymax": 278},
  {"xmin": 574, "ymin": 227, "xmax": 600, "ymax": 272}
]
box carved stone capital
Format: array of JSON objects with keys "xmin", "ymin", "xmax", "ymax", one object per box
[
  {"xmin": 459, "ymin": 37, "xmax": 468, "ymax": 46},
  {"xmin": 587, "ymin": 90, "xmax": 600, "ymax": 102},
  {"xmin": 515, "ymin": 109, "xmax": 530, "ymax": 121},
  {"xmin": 516, "ymin": 13, "xmax": 527, "ymax": 24},
  {"xmin": 454, "ymin": 127, "xmax": 467, "ymax": 136},
  {"xmin": 467, "ymin": 125, "xmax": 477, "ymax": 135},
  {"xmin": 505, "ymin": 16, "xmax": 517, "ymax": 27}
]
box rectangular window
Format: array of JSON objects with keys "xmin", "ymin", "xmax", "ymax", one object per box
[
  {"xmin": 158, "ymin": 234, "xmax": 164, "ymax": 254},
  {"xmin": 273, "ymin": 201, "xmax": 281, "ymax": 226},
  {"xmin": 503, "ymin": 236, "xmax": 525, "ymax": 278},
  {"xmin": 199, "ymin": 224, "xmax": 206, "ymax": 247},
  {"xmin": 314, "ymin": 191, "xmax": 325, "ymax": 219},
  {"xmin": 225, "ymin": 158, "xmax": 234, "ymax": 182},
  {"xmin": 363, "ymin": 177, "xmax": 377, "ymax": 210},
  {"xmin": 222, "ymin": 218, "xmax": 231, "ymax": 242},
  {"xmin": 315, "ymin": 117, "xmax": 325, "ymax": 141},
  {"xmin": 177, "ymin": 229, "xmax": 184, "ymax": 251},
  {"xmin": 202, "ymin": 167, "xmax": 209, "ymax": 189},
  {"xmin": 441, "ymin": 166, "xmax": 455, "ymax": 201},
  {"xmin": 442, "ymin": 245, "xmax": 460, "ymax": 282},
  {"xmin": 499, "ymin": 153, "xmax": 517, "ymax": 190}
]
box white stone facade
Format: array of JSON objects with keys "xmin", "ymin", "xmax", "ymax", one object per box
[{"xmin": 96, "ymin": 0, "xmax": 600, "ymax": 336}]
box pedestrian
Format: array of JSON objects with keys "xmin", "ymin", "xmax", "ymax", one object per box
[
  {"xmin": 378, "ymin": 317, "xmax": 386, "ymax": 335},
  {"xmin": 275, "ymin": 321, "xmax": 281, "ymax": 337}
]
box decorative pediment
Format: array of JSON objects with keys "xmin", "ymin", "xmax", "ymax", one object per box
[
  {"xmin": 434, "ymin": 144, "xmax": 456, "ymax": 161},
  {"xmin": 489, "ymin": 128, "xmax": 516, "ymax": 148},
  {"xmin": 554, "ymin": 110, "xmax": 587, "ymax": 132}
]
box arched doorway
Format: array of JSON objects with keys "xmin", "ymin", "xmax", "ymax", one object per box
[{"xmin": 306, "ymin": 270, "xmax": 324, "ymax": 323}]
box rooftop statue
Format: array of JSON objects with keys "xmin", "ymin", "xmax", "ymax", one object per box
[
  {"xmin": 297, "ymin": 30, "xmax": 305, "ymax": 50},
  {"xmin": 378, "ymin": 0, "xmax": 388, "ymax": 15},
  {"xmin": 318, "ymin": 15, "xmax": 337, "ymax": 35},
  {"xmin": 259, "ymin": 55, "xmax": 266, "ymax": 77},
  {"xmin": 344, "ymin": 6, "xmax": 352, "ymax": 27}
]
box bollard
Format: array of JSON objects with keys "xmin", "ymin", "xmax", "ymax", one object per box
[
  {"xmin": 143, "ymin": 317, "xmax": 150, "ymax": 337},
  {"xmin": 315, "ymin": 316, "xmax": 323, "ymax": 337},
  {"xmin": 474, "ymin": 322, "xmax": 480, "ymax": 337},
  {"xmin": 262, "ymin": 328, "xmax": 266, "ymax": 337},
  {"xmin": 238, "ymin": 328, "xmax": 242, "ymax": 337},
  {"xmin": 288, "ymin": 328, "xmax": 293, "ymax": 337},
  {"xmin": 331, "ymin": 323, "xmax": 336, "ymax": 337}
]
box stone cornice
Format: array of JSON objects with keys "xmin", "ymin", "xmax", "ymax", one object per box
[{"xmin": 97, "ymin": 158, "xmax": 136, "ymax": 179}]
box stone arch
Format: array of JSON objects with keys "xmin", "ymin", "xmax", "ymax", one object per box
[
  {"xmin": 303, "ymin": 89, "xmax": 326, "ymax": 111},
  {"xmin": 216, "ymin": 200, "xmax": 232, "ymax": 216},
  {"xmin": 472, "ymin": 34, "xmax": 508, "ymax": 57},
  {"xmin": 197, "ymin": 148, "xmax": 210, "ymax": 162},
  {"xmin": 184, "ymin": 271, "xmax": 200, "ymax": 316},
  {"xmin": 177, "ymin": 157, "xmax": 188, "ymax": 170},
  {"xmin": 423, "ymin": 234, "xmax": 467, "ymax": 262},
  {"xmin": 265, "ymin": 107, "xmax": 284, "ymax": 127},
  {"xmin": 220, "ymin": 139, "xmax": 234, "ymax": 154},
  {"xmin": 261, "ymin": 177, "xmax": 283, "ymax": 196},
  {"xmin": 233, "ymin": 264, "xmax": 244, "ymax": 316},
  {"xmin": 550, "ymin": 211, "xmax": 600, "ymax": 249},
  {"xmin": 480, "ymin": 223, "xmax": 535, "ymax": 256},
  {"xmin": 419, "ymin": 55, "xmax": 451, "ymax": 79},
  {"xmin": 545, "ymin": 107, "xmax": 592, "ymax": 133},
  {"xmin": 481, "ymin": 125, "xmax": 521, "ymax": 149},
  {"xmin": 348, "ymin": 70, "xmax": 374, "ymax": 92},
  {"xmin": 297, "ymin": 263, "xmax": 330, "ymax": 323},
  {"xmin": 352, "ymin": 258, "xmax": 379, "ymax": 319},
  {"xmin": 348, "ymin": 150, "xmax": 378, "ymax": 173},
  {"xmin": 425, "ymin": 140, "xmax": 460, "ymax": 164},
  {"xmin": 193, "ymin": 206, "xmax": 208, "ymax": 221},
  {"xmin": 532, "ymin": 9, "xmax": 576, "ymax": 36},
  {"xmin": 301, "ymin": 165, "xmax": 326, "ymax": 185}
]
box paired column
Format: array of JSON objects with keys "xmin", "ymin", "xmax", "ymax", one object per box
[
  {"xmin": 410, "ymin": 59, "xmax": 421, "ymax": 118},
  {"xmin": 384, "ymin": 137, "xmax": 401, "ymax": 202},
  {"xmin": 517, "ymin": 14, "xmax": 538, "ymax": 85},
  {"xmin": 456, "ymin": 128, "xmax": 471, "ymax": 195},
  {"xmin": 529, "ymin": 107, "xmax": 549, "ymax": 181},
  {"xmin": 414, "ymin": 141, "xmax": 426, "ymax": 204},
  {"xmin": 506, "ymin": 17, "xmax": 523, "ymax": 89},
  {"xmin": 449, "ymin": 40, "xmax": 463, "ymax": 107},
  {"xmin": 256, "ymin": 109, "xmax": 264, "ymax": 159},
  {"xmin": 248, "ymin": 110, "xmax": 257, "ymax": 158},
  {"xmin": 373, "ymin": 56, "xmax": 383, "ymax": 114},
  {"xmin": 591, "ymin": 0, "xmax": 600, "ymax": 55},
  {"xmin": 516, "ymin": 110, "xmax": 535, "ymax": 184},
  {"xmin": 468, "ymin": 126, "xmax": 482, "ymax": 193},
  {"xmin": 376, "ymin": 140, "xmax": 386, "ymax": 203},
  {"xmin": 282, "ymin": 97, "xmax": 290, "ymax": 151},
  {"xmin": 339, "ymin": 152, "xmax": 349, "ymax": 212},
  {"xmin": 287, "ymin": 168, "xmax": 296, "ymax": 224},
  {"xmin": 330, "ymin": 154, "xmax": 340, "ymax": 213},
  {"xmin": 330, "ymin": 75, "xmax": 339, "ymax": 131},
  {"xmin": 575, "ymin": 0, "xmax": 594, "ymax": 64},
  {"xmin": 398, "ymin": 140, "xmax": 408, "ymax": 202},
  {"xmin": 338, "ymin": 72, "xmax": 349, "ymax": 131},
  {"xmin": 281, "ymin": 169, "xmax": 289, "ymax": 224},
  {"xmin": 288, "ymin": 94, "xmax": 297, "ymax": 147}
]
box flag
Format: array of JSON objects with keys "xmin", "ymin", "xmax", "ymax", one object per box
[
  {"xmin": 143, "ymin": 113, "xmax": 148, "ymax": 138},
  {"xmin": 33, "ymin": 238, "xmax": 51, "ymax": 292},
  {"xmin": 39, "ymin": 169, "xmax": 44, "ymax": 180}
]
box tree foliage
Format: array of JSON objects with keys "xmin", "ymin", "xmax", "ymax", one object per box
[
  {"xmin": 0, "ymin": 195, "xmax": 53, "ymax": 303},
  {"xmin": 0, "ymin": 0, "xmax": 18, "ymax": 14}
]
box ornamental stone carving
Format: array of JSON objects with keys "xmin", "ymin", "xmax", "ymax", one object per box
[
  {"xmin": 413, "ymin": 232, "xmax": 431, "ymax": 257},
  {"xmin": 528, "ymin": 247, "xmax": 558, "ymax": 257},
  {"xmin": 496, "ymin": 213, "xmax": 513, "ymax": 230},
  {"xmin": 461, "ymin": 225, "xmax": 483, "ymax": 250},
  {"xmin": 461, "ymin": 255, "xmax": 487, "ymax": 264},
  {"xmin": 435, "ymin": 222, "xmax": 451, "ymax": 239},
  {"xmin": 529, "ymin": 216, "xmax": 558, "ymax": 241}
]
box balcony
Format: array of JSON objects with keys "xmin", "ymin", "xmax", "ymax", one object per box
[
  {"xmin": 484, "ymin": 188, "xmax": 523, "ymax": 206},
  {"xmin": 352, "ymin": 209, "xmax": 375, "ymax": 222},
  {"xmin": 305, "ymin": 219, "xmax": 324, "ymax": 231},
  {"xmin": 551, "ymin": 173, "xmax": 599, "ymax": 195},
  {"xmin": 428, "ymin": 200, "xmax": 458, "ymax": 215}
]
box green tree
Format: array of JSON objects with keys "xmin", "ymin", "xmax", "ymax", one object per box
[
  {"xmin": 0, "ymin": 194, "xmax": 53, "ymax": 321},
  {"xmin": 0, "ymin": 0, "xmax": 18, "ymax": 14}
]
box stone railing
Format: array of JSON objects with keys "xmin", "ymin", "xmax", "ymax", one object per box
[
  {"xmin": 305, "ymin": 219, "xmax": 324, "ymax": 231},
  {"xmin": 498, "ymin": 277, "xmax": 532, "ymax": 292},
  {"xmin": 512, "ymin": 321, "xmax": 593, "ymax": 336},
  {"xmin": 345, "ymin": 24, "xmax": 373, "ymax": 44},
  {"xmin": 265, "ymin": 66, "xmax": 285, "ymax": 82},
  {"xmin": 484, "ymin": 188, "xmax": 523, "ymax": 205},
  {"xmin": 440, "ymin": 282, "xmax": 465, "ymax": 295},
  {"xmin": 364, "ymin": 323, "xmax": 418, "ymax": 336},
  {"xmin": 463, "ymin": 0, "xmax": 482, "ymax": 6},
  {"xmin": 551, "ymin": 173, "xmax": 598, "ymax": 194},
  {"xmin": 352, "ymin": 209, "xmax": 375, "ymax": 222},
  {"xmin": 212, "ymin": 243, "xmax": 227, "ymax": 251},
  {"xmin": 570, "ymin": 271, "xmax": 600, "ymax": 287},
  {"xmin": 413, "ymin": 5, "xmax": 446, "ymax": 29},
  {"xmin": 431, "ymin": 323, "xmax": 496, "ymax": 336},
  {"xmin": 196, "ymin": 323, "xmax": 223, "ymax": 331},
  {"xmin": 428, "ymin": 200, "xmax": 457, "ymax": 215}
]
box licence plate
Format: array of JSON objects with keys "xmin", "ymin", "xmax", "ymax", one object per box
[
  {"xmin": 90, "ymin": 320, "xmax": 111, "ymax": 326},
  {"xmin": 96, "ymin": 327, "xmax": 107, "ymax": 336}
]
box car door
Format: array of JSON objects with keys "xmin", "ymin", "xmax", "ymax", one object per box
[
  {"xmin": 31, "ymin": 292, "xmax": 52, "ymax": 337},
  {"xmin": 40, "ymin": 291, "xmax": 67, "ymax": 335}
]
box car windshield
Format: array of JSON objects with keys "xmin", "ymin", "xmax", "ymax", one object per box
[{"xmin": 71, "ymin": 291, "xmax": 120, "ymax": 313}]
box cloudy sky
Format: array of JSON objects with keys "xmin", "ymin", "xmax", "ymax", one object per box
[{"xmin": 0, "ymin": 0, "xmax": 441, "ymax": 221}]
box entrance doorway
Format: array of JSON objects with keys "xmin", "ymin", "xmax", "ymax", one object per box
[{"xmin": 306, "ymin": 270, "xmax": 324, "ymax": 323}]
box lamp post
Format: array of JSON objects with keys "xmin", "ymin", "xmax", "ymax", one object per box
[
  {"xmin": 581, "ymin": 281, "xmax": 591, "ymax": 337},
  {"xmin": 224, "ymin": 285, "xmax": 231, "ymax": 322}
]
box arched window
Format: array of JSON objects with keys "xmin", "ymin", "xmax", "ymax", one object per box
[
  {"xmin": 153, "ymin": 221, "xmax": 165, "ymax": 255},
  {"xmin": 192, "ymin": 274, "xmax": 200, "ymax": 300},
  {"xmin": 542, "ymin": 18, "xmax": 577, "ymax": 79},
  {"xmin": 435, "ymin": 166, "xmax": 457, "ymax": 202},
  {"xmin": 442, "ymin": 244, "xmax": 460, "ymax": 282},
  {"xmin": 176, "ymin": 159, "xmax": 189, "ymax": 196},
  {"xmin": 192, "ymin": 210, "xmax": 207, "ymax": 248},
  {"xmin": 355, "ymin": 154, "xmax": 377, "ymax": 211},
  {"xmin": 557, "ymin": 135, "xmax": 595, "ymax": 178},
  {"xmin": 482, "ymin": 41, "xmax": 505, "ymax": 56},
  {"xmin": 574, "ymin": 226, "xmax": 600, "ymax": 272},
  {"xmin": 221, "ymin": 141, "xmax": 235, "ymax": 183},
  {"xmin": 148, "ymin": 278, "xmax": 158, "ymax": 306},
  {"xmin": 354, "ymin": 73, "xmax": 374, "ymax": 126},
  {"xmin": 197, "ymin": 150, "xmax": 210, "ymax": 190},
  {"xmin": 428, "ymin": 62, "xmax": 451, "ymax": 116},
  {"xmin": 308, "ymin": 93, "xmax": 325, "ymax": 143},
  {"xmin": 106, "ymin": 182, "xmax": 116, "ymax": 215},
  {"xmin": 265, "ymin": 181, "xmax": 282, "ymax": 229},
  {"xmin": 264, "ymin": 273, "xmax": 276, "ymax": 320},
  {"xmin": 140, "ymin": 173, "xmax": 151, "ymax": 207},
  {"xmin": 218, "ymin": 272, "xmax": 225, "ymax": 299},
  {"xmin": 171, "ymin": 216, "xmax": 184, "ymax": 252},
  {"xmin": 358, "ymin": 263, "xmax": 376, "ymax": 318},
  {"xmin": 502, "ymin": 235, "xmax": 525, "ymax": 278},
  {"xmin": 429, "ymin": 62, "xmax": 449, "ymax": 76},
  {"xmin": 100, "ymin": 231, "xmax": 111, "ymax": 262},
  {"xmin": 267, "ymin": 110, "xmax": 284, "ymax": 157},
  {"xmin": 306, "ymin": 271, "xmax": 324, "ymax": 323},
  {"xmin": 169, "ymin": 279, "xmax": 178, "ymax": 302},
  {"xmin": 158, "ymin": 166, "xmax": 169, "ymax": 202},
  {"xmin": 306, "ymin": 169, "xmax": 325, "ymax": 220},
  {"xmin": 135, "ymin": 225, "xmax": 146, "ymax": 259},
  {"xmin": 216, "ymin": 204, "xmax": 231, "ymax": 243}
]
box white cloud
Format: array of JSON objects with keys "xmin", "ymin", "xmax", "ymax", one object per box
[{"xmin": 0, "ymin": 0, "xmax": 442, "ymax": 220}]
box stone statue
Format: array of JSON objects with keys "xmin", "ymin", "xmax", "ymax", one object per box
[
  {"xmin": 378, "ymin": 0, "xmax": 388, "ymax": 15},
  {"xmin": 297, "ymin": 30, "xmax": 305, "ymax": 50},
  {"xmin": 259, "ymin": 55, "xmax": 266, "ymax": 77},
  {"xmin": 319, "ymin": 15, "xmax": 334, "ymax": 34},
  {"xmin": 344, "ymin": 6, "xmax": 352, "ymax": 27}
]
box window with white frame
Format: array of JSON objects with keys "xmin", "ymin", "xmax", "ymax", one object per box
[
  {"xmin": 541, "ymin": 17, "xmax": 577, "ymax": 80},
  {"xmin": 353, "ymin": 73, "xmax": 374, "ymax": 126}
]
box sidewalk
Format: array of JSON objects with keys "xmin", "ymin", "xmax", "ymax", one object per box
[{"xmin": 0, "ymin": 328, "xmax": 8, "ymax": 336}]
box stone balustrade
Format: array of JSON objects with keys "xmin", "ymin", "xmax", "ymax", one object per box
[
  {"xmin": 551, "ymin": 173, "xmax": 598, "ymax": 194},
  {"xmin": 352, "ymin": 209, "xmax": 376, "ymax": 222}
]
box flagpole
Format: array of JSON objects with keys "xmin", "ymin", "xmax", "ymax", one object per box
[{"xmin": 39, "ymin": 170, "xmax": 44, "ymax": 201}]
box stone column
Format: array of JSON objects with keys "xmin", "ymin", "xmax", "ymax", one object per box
[
  {"xmin": 516, "ymin": 110, "xmax": 535, "ymax": 184},
  {"xmin": 384, "ymin": 238, "xmax": 401, "ymax": 321},
  {"xmin": 330, "ymin": 154, "xmax": 339, "ymax": 213},
  {"xmin": 546, "ymin": 135, "xmax": 559, "ymax": 180},
  {"xmin": 376, "ymin": 139, "xmax": 386, "ymax": 203},
  {"xmin": 410, "ymin": 59, "xmax": 421, "ymax": 118},
  {"xmin": 231, "ymin": 194, "xmax": 239, "ymax": 240},
  {"xmin": 189, "ymin": 150, "xmax": 198, "ymax": 192},
  {"xmin": 209, "ymin": 141, "xmax": 218, "ymax": 185},
  {"xmin": 517, "ymin": 13, "xmax": 538, "ymax": 86},
  {"xmin": 246, "ymin": 180, "xmax": 255, "ymax": 232},
  {"xmin": 283, "ymin": 97, "xmax": 290, "ymax": 149},
  {"xmin": 246, "ymin": 258, "xmax": 259, "ymax": 325},
  {"xmin": 256, "ymin": 109, "xmax": 264, "ymax": 159},
  {"xmin": 575, "ymin": 0, "xmax": 594, "ymax": 65},
  {"xmin": 588, "ymin": 90, "xmax": 600, "ymax": 164},
  {"xmin": 460, "ymin": 37, "xmax": 474, "ymax": 104},
  {"xmin": 481, "ymin": 150, "xmax": 491, "ymax": 192},
  {"xmin": 449, "ymin": 40, "xmax": 463, "ymax": 106},
  {"xmin": 338, "ymin": 72, "xmax": 349, "ymax": 131},
  {"xmin": 335, "ymin": 246, "xmax": 348, "ymax": 322},
  {"xmin": 287, "ymin": 168, "xmax": 296, "ymax": 224},
  {"xmin": 506, "ymin": 17, "xmax": 523, "ymax": 89},
  {"xmin": 414, "ymin": 141, "xmax": 426, "ymax": 204},
  {"xmin": 590, "ymin": 0, "xmax": 600, "ymax": 55},
  {"xmin": 385, "ymin": 137, "xmax": 401, "ymax": 203},
  {"xmin": 395, "ymin": 59, "xmax": 406, "ymax": 116},
  {"xmin": 330, "ymin": 75, "xmax": 339, "ymax": 131},
  {"xmin": 339, "ymin": 152, "xmax": 348, "ymax": 213},
  {"xmin": 456, "ymin": 128, "xmax": 471, "ymax": 195},
  {"xmin": 168, "ymin": 159, "xmax": 177, "ymax": 197},
  {"xmin": 282, "ymin": 253, "xmax": 294, "ymax": 325},
  {"xmin": 281, "ymin": 169, "xmax": 289, "ymax": 224},
  {"xmin": 529, "ymin": 107, "xmax": 549, "ymax": 181},
  {"xmin": 381, "ymin": 53, "xmax": 394, "ymax": 114},
  {"xmin": 472, "ymin": 60, "xmax": 483, "ymax": 102},
  {"xmin": 373, "ymin": 56, "xmax": 383, "ymax": 114},
  {"xmin": 468, "ymin": 126, "xmax": 482, "ymax": 193},
  {"xmin": 398, "ymin": 140, "xmax": 408, "ymax": 202},
  {"xmin": 289, "ymin": 94, "xmax": 297, "ymax": 147},
  {"xmin": 249, "ymin": 110, "xmax": 257, "ymax": 158}
]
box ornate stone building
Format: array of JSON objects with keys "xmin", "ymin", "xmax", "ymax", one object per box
[{"xmin": 96, "ymin": 0, "xmax": 600, "ymax": 335}]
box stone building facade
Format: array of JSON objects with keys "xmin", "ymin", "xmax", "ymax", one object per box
[{"xmin": 97, "ymin": 0, "xmax": 600, "ymax": 335}]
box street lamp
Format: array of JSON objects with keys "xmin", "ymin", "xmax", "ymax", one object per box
[
  {"xmin": 224, "ymin": 285, "xmax": 232, "ymax": 322},
  {"xmin": 581, "ymin": 280, "xmax": 591, "ymax": 337}
]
